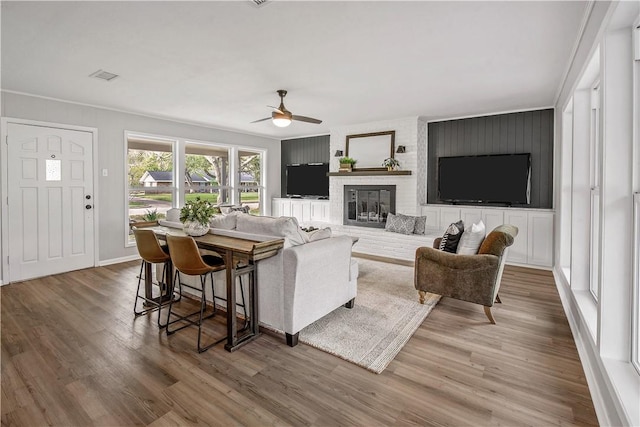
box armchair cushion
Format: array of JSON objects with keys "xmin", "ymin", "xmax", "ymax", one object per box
[{"xmin": 456, "ymin": 220, "xmax": 486, "ymax": 255}]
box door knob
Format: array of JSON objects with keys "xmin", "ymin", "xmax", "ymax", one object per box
[{"xmin": 85, "ymin": 205, "xmax": 92, "ymax": 210}]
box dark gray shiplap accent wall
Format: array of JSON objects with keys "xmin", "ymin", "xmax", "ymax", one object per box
[
  {"xmin": 280, "ymin": 135, "xmax": 330, "ymax": 196},
  {"xmin": 427, "ymin": 109, "xmax": 553, "ymax": 209}
]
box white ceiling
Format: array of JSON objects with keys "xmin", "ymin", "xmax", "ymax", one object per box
[{"xmin": 1, "ymin": 1, "xmax": 587, "ymax": 139}]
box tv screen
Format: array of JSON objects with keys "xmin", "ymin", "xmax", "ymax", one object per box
[
  {"xmin": 286, "ymin": 163, "xmax": 329, "ymax": 197},
  {"xmin": 438, "ymin": 154, "xmax": 531, "ymax": 205}
]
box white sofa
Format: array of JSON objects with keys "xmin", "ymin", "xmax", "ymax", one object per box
[{"xmin": 159, "ymin": 212, "xmax": 358, "ymax": 346}]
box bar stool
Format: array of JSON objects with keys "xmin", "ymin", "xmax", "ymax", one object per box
[
  {"xmin": 164, "ymin": 234, "xmax": 228, "ymax": 353},
  {"xmin": 133, "ymin": 228, "xmax": 177, "ymax": 327}
]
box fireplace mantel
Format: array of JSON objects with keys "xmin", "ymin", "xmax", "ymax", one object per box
[{"xmin": 327, "ymin": 170, "xmax": 412, "ymax": 177}]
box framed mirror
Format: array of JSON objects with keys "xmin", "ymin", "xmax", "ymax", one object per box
[{"xmin": 346, "ymin": 130, "xmax": 395, "ymax": 170}]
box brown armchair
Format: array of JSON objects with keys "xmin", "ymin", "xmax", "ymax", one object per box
[{"xmin": 414, "ymin": 224, "xmax": 518, "ymax": 323}]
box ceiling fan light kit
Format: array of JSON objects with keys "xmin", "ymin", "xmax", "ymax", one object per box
[{"xmin": 252, "ymin": 89, "xmax": 322, "ymax": 127}]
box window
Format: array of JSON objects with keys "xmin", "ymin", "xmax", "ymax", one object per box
[
  {"xmin": 125, "ymin": 133, "xmax": 269, "ymax": 244},
  {"xmin": 126, "ymin": 135, "xmax": 176, "ymax": 244},
  {"xmin": 185, "ymin": 142, "xmax": 231, "ymax": 208},
  {"xmin": 237, "ymin": 149, "xmax": 264, "ymax": 215},
  {"xmin": 589, "ymin": 82, "xmax": 602, "ymax": 301}
]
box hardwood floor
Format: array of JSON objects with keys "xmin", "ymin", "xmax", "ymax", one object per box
[{"xmin": 1, "ymin": 260, "xmax": 598, "ymax": 426}]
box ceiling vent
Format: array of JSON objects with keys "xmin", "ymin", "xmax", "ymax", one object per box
[
  {"xmin": 249, "ymin": 0, "xmax": 268, "ymax": 7},
  {"xmin": 89, "ymin": 69, "xmax": 119, "ymax": 82}
]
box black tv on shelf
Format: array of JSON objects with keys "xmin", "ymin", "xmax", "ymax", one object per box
[
  {"xmin": 438, "ymin": 153, "xmax": 531, "ymax": 205},
  {"xmin": 286, "ymin": 163, "xmax": 329, "ymax": 198}
]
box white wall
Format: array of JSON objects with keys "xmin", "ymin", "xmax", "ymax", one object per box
[{"xmin": 0, "ymin": 92, "xmax": 280, "ymax": 268}]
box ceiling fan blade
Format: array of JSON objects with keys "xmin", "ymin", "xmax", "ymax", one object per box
[
  {"xmin": 292, "ymin": 115, "xmax": 322, "ymax": 124},
  {"xmin": 250, "ymin": 117, "xmax": 271, "ymax": 123},
  {"xmin": 267, "ymin": 105, "xmax": 284, "ymax": 114}
]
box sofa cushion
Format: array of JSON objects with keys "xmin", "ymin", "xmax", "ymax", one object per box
[
  {"xmin": 236, "ymin": 214, "xmax": 309, "ymax": 246},
  {"xmin": 456, "ymin": 220, "xmax": 486, "ymax": 255},
  {"xmin": 165, "ymin": 208, "xmax": 180, "ymax": 223},
  {"xmin": 209, "ymin": 212, "xmax": 238, "ymax": 230},
  {"xmin": 413, "ymin": 215, "xmax": 427, "ymax": 235},
  {"xmin": 385, "ymin": 213, "xmax": 416, "ymax": 235},
  {"xmin": 307, "ymin": 227, "xmax": 332, "ymax": 242},
  {"xmin": 439, "ymin": 220, "xmax": 464, "ymax": 253}
]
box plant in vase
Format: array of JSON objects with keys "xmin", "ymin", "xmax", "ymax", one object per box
[
  {"xmin": 339, "ymin": 157, "xmax": 357, "ymax": 172},
  {"xmin": 180, "ymin": 197, "xmax": 215, "ymax": 236},
  {"xmin": 382, "ymin": 157, "xmax": 400, "ymax": 171}
]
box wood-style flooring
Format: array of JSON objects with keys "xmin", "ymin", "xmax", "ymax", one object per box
[{"xmin": 1, "ymin": 259, "xmax": 598, "ymax": 426}]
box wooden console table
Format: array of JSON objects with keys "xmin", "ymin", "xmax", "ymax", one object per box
[{"xmin": 148, "ymin": 226, "xmax": 284, "ymax": 352}]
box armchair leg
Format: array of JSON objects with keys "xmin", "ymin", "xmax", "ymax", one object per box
[
  {"xmin": 286, "ymin": 332, "xmax": 299, "ymax": 347},
  {"xmin": 484, "ymin": 306, "xmax": 496, "ymax": 324},
  {"xmin": 495, "ymin": 294, "xmax": 502, "ymax": 304},
  {"xmin": 418, "ymin": 290, "xmax": 427, "ymax": 304}
]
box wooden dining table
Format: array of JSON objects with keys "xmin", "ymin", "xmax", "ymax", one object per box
[{"xmin": 143, "ymin": 225, "xmax": 284, "ymax": 352}]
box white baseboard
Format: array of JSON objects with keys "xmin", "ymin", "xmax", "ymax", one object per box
[
  {"xmin": 552, "ymin": 267, "xmax": 623, "ymax": 427},
  {"xmin": 99, "ymin": 254, "xmax": 140, "ymax": 266}
]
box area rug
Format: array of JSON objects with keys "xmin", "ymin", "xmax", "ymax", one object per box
[{"xmin": 299, "ymin": 258, "xmax": 441, "ymax": 374}]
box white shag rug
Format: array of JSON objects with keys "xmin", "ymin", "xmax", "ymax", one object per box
[{"xmin": 299, "ymin": 258, "xmax": 441, "ymax": 374}]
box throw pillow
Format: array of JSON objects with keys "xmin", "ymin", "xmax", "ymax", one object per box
[
  {"xmin": 385, "ymin": 213, "xmax": 416, "ymax": 235},
  {"xmin": 236, "ymin": 214, "xmax": 309, "ymax": 246},
  {"xmin": 307, "ymin": 227, "xmax": 332, "ymax": 242},
  {"xmin": 413, "ymin": 215, "xmax": 427, "ymax": 235},
  {"xmin": 209, "ymin": 212, "xmax": 238, "ymax": 230},
  {"xmin": 439, "ymin": 220, "xmax": 464, "ymax": 253},
  {"xmin": 456, "ymin": 220, "xmax": 486, "ymax": 255}
]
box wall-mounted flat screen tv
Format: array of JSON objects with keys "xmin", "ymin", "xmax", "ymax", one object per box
[
  {"xmin": 438, "ymin": 153, "xmax": 531, "ymax": 205},
  {"xmin": 286, "ymin": 163, "xmax": 329, "ymax": 197}
]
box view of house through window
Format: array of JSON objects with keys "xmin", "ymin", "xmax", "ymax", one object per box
[
  {"xmin": 238, "ymin": 150, "xmax": 263, "ymax": 214},
  {"xmin": 127, "ymin": 136, "xmax": 175, "ymax": 240},
  {"xmin": 185, "ymin": 142, "xmax": 231, "ymax": 207}
]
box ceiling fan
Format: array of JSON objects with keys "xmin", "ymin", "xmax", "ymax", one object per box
[{"xmin": 251, "ymin": 90, "xmax": 322, "ymax": 128}]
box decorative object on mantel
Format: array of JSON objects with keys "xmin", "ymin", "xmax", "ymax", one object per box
[
  {"xmin": 382, "ymin": 157, "xmax": 400, "ymax": 171},
  {"xmin": 396, "ymin": 145, "xmax": 406, "ymax": 154},
  {"xmin": 334, "ymin": 150, "xmax": 344, "ymax": 157},
  {"xmin": 299, "ymin": 258, "xmax": 440, "ymax": 374},
  {"xmin": 338, "ymin": 156, "xmax": 357, "ymax": 172},
  {"xmin": 180, "ymin": 197, "xmax": 215, "ymax": 236},
  {"xmin": 346, "ymin": 130, "xmax": 395, "ymax": 170}
]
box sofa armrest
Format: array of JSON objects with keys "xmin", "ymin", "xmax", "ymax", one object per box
[
  {"xmin": 414, "ymin": 246, "xmax": 500, "ymax": 307},
  {"xmin": 283, "ymin": 235, "xmax": 356, "ymax": 334}
]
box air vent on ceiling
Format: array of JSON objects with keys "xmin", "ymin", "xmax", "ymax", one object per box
[
  {"xmin": 249, "ymin": 0, "xmax": 268, "ymax": 7},
  {"xmin": 89, "ymin": 69, "xmax": 119, "ymax": 82}
]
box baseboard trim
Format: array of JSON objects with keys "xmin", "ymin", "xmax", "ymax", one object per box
[
  {"xmin": 99, "ymin": 254, "xmax": 140, "ymax": 266},
  {"xmin": 552, "ymin": 267, "xmax": 622, "ymax": 427}
]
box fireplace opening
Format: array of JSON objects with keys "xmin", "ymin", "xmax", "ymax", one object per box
[{"xmin": 344, "ymin": 185, "xmax": 396, "ymax": 228}]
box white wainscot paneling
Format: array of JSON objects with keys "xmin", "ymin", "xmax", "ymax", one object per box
[
  {"xmin": 420, "ymin": 206, "xmax": 441, "ymax": 229},
  {"xmin": 273, "ymin": 198, "xmax": 329, "ymax": 225},
  {"xmin": 439, "ymin": 207, "xmax": 462, "ymax": 229},
  {"xmin": 423, "ymin": 205, "xmax": 554, "ymax": 268},
  {"xmin": 527, "ymin": 212, "xmax": 554, "ymax": 267},
  {"xmin": 503, "ymin": 210, "xmax": 529, "ymax": 264}
]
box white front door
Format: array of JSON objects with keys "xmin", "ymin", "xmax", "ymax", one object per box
[{"xmin": 7, "ymin": 123, "xmax": 95, "ymax": 282}]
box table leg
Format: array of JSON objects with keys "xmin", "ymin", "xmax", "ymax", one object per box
[{"xmin": 224, "ymin": 250, "xmax": 237, "ymax": 351}]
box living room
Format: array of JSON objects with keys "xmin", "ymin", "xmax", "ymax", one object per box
[{"xmin": 1, "ymin": 1, "xmax": 639, "ymax": 426}]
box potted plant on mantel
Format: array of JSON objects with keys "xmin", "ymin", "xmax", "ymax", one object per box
[
  {"xmin": 382, "ymin": 157, "xmax": 400, "ymax": 171},
  {"xmin": 339, "ymin": 157, "xmax": 357, "ymax": 172},
  {"xmin": 180, "ymin": 197, "xmax": 215, "ymax": 236}
]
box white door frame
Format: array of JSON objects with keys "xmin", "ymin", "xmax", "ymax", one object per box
[{"xmin": 0, "ymin": 117, "xmax": 100, "ymax": 284}]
